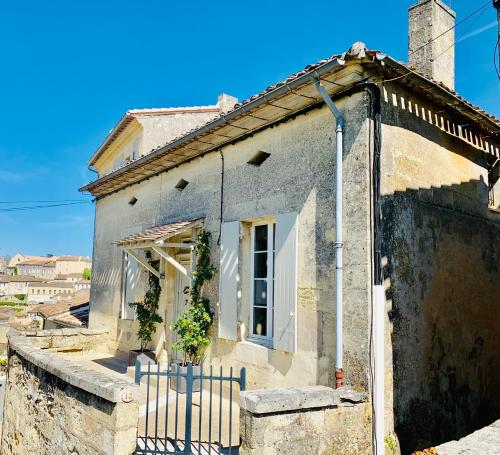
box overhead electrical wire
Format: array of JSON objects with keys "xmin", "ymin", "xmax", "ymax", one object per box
[
  {"xmin": 0, "ymin": 201, "xmax": 93, "ymax": 213},
  {"xmin": 433, "ymin": 4, "xmax": 490, "ymax": 61},
  {"xmin": 375, "ymin": 0, "xmax": 494, "ymax": 84},
  {"xmin": 0, "ymin": 199, "xmax": 91, "ymax": 204},
  {"xmin": 495, "ymin": 36, "xmax": 500, "ymax": 79},
  {"xmin": 408, "ymin": 0, "xmax": 492, "ymax": 58}
]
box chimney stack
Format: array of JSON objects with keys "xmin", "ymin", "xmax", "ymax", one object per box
[{"xmin": 408, "ymin": 0, "xmax": 456, "ymax": 89}]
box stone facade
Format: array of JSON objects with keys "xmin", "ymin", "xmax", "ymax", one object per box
[
  {"xmin": 89, "ymin": 92, "xmax": 373, "ymax": 393},
  {"xmin": 1, "ymin": 330, "xmax": 139, "ymax": 455},
  {"xmin": 381, "ymin": 82, "xmax": 500, "ymax": 452},
  {"xmin": 239, "ymin": 386, "xmax": 370, "ymax": 454},
  {"xmin": 84, "ymin": 56, "xmax": 500, "ymax": 453}
]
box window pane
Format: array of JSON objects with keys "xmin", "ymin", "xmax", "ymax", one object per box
[
  {"xmin": 255, "ymin": 225, "xmax": 268, "ymax": 251},
  {"xmin": 254, "ymin": 280, "xmax": 267, "ymax": 306},
  {"xmin": 253, "ymin": 307, "xmax": 267, "ymax": 336},
  {"xmin": 254, "ymin": 252, "xmax": 267, "ymax": 278}
]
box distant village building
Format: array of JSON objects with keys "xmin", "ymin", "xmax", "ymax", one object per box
[
  {"xmin": 0, "ymin": 275, "xmax": 45, "ymax": 296},
  {"xmin": 28, "ymin": 290, "xmax": 89, "ymax": 330},
  {"xmin": 16, "ymin": 256, "xmax": 57, "ymax": 279},
  {"xmin": 54, "ymin": 256, "xmax": 92, "ymax": 275},
  {"xmin": 27, "ymin": 281, "xmax": 75, "ymax": 304},
  {"xmin": 9, "ymin": 255, "xmax": 91, "ymax": 280},
  {"xmin": 0, "ymin": 256, "xmax": 8, "ymax": 274},
  {"xmin": 5, "ymin": 253, "xmax": 26, "ymax": 275}
]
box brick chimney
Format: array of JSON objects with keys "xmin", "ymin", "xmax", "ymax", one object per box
[{"xmin": 408, "ymin": 0, "xmax": 456, "ymax": 89}]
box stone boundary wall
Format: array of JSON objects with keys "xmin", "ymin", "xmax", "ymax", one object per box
[
  {"xmin": 1, "ymin": 329, "xmax": 140, "ymax": 455},
  {"xmin": 239, "ymin": 385, "xmax": 371, "ymax": 455}
]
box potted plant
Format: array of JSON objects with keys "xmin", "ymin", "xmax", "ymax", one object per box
[
  {"xmin": 128, "ymin": 251, "xmax": 163, "ymax": 366},
  {"xmin": 171, "ymin": 229, "xmax": 216, "ymax": 392}
]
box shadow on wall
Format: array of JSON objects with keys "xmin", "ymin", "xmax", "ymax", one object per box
[{"xmin": 382, "ymin": 177, "xmax": 500, "ymax": 453}]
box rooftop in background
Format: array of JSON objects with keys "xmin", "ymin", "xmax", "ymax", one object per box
[
  {"xmin": 29, "ymin": 290, "xmax": 90, "ymax": 327},
  {"xmin": 0, "ymin": 275, "xmax": 46, "ymax": 283},
  {"xmin": 57, "ymin": 256, "xmax": 91, "ymax": 262},
  {"xmin": 28, "ymin": 281, "xmax": 75, "ymax": 289}
]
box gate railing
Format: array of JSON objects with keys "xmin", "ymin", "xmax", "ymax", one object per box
[{"xmin": 135, "ymin": 361, "xmax": 246, "ymax": 455}]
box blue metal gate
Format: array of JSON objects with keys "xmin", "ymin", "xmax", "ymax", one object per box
[{"xmin": 135, "ymin": 362, "xmax": 246, "ymax": 455}]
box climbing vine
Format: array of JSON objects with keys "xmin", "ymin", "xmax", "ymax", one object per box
[
  {"xmin": 172, "ymin": 229, "xmax": 217, "ymax": 365},
  {"xmin": 129, "ymin": 251, "xmax": 163, "ymax": 352}
]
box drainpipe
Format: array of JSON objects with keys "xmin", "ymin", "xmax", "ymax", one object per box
[{"xmin": 311, "ymin": 75, "xmax": 346, "ymax": 388}]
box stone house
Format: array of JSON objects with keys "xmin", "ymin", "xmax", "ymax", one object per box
[
  {"xmin": 28, "ymin": 290, "xmax": 89, "ymax": 329},
  {"xmin": 27, "ymin": 281, "xmax": 75, "ymax": 304},
  {"xmin": 6, "ymin": 252, "xmax": 26, "ymax": 274},
  {"xmin": 16, "ymin": 256, "xmax": 57, "ymax": 279},
  {"xmin": 80, "ymin": 1, "xmax": 500, "ymax": 452},
  {"xmin": 0, "ymin": 275, "xmax": 45, "ymax": 296},
  {"xmin": 54, "ymin": 255, "xmax": 92, "ymax": 275}
]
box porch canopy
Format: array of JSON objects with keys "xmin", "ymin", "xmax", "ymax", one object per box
[{"xmin": 115, "ymin": 218, "xmax": 203, "ymax": 279}]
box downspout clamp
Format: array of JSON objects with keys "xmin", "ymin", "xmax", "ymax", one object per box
[{"xmin": 311, "ymin": 75, "xmax": 346, "ymax": 388}]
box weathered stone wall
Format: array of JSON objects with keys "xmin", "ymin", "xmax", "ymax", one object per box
[
  {"xmin": 1, "ymin": 330, "xmax": 140, "ymax": 455},
  {"xmin": 381, "ymin": 82, "xmax": 500, "ymax": 452},
  {"xmin": 239, "ymin": 386, "xmax": 370, "ymax": 454},
  {"xmin": 89, "ymin": 92, "xmax": 373, "ymax": 391}
]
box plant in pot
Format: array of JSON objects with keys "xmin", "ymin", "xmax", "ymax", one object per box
[
  {"xmin": 128, "ymin": 251, "xmax": 163, "ymax": 366},
  {"xmin": 171, "ymin": 229, "xmax": 216, "ymax": 393}
]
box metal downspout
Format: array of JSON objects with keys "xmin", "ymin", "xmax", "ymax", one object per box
[{"xmin": 311, "ymin": 76, "xmax": 346, "ymax": 388}]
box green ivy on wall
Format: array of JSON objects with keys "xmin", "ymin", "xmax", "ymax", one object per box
[{"xmin": 172, "ymin": 229, "xmax": 217, "ymax": 365}]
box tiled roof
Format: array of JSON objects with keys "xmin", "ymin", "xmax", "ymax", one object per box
[
  {"xmin": 49, "ymin": 307, "xmax": 89, "ymax": 328},
  {"xmin": 81, "ymin": 44, "xmax": 500, "ymax": 198},
  {"xmin": 29, "ymin": 290, "xmax": 89, "ymax": 318},
  {"xmin": 18, "ymin": 256, "xmax": 57, "ymax": 267},
  {"xmin": 89, "ymin": 103, "xmax": 227, "ymax": 167},
  {"xmin": 116, "ymin": 218, "xmax": 203, "ymax": 246},
  {"xmin": 0, "ymin": 275, "xmax": 45, "ymax": 283},
  {"xmin": 28, "ymin": 281, "xmax": 75, "ymax": 289},
  {"xmin": 57, "ymin": 255, "xmax": 91, "ymax": 262}
]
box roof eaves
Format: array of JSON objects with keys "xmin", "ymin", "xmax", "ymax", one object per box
[
  {"xmin": 380, "ymin": 57, "xmax": 500, "ymax": 133},
  {"xmin": 80, "ymin": 54, "xmax": 349, "ymax": 195}
]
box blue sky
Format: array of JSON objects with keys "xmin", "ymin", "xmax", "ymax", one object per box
[{"xmin": 0, "ymin": 0, "xmax": 498, "ymax": 258}]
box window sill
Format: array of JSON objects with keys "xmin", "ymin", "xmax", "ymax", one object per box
[{"xmin": 244, "ymin": 337, "xmax": 273, "ymax": 350}]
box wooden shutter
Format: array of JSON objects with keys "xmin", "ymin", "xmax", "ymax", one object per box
[
  {"xmin": 218, "ymin": 221, "xmax": 239, "ymax": 340},
  {"xmin": 274, "ymin": 212, "xmax": 298, "ymax": 353}
]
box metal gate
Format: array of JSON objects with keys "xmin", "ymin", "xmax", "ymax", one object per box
[{"xmin": 135, "ymin": 362, "xmax": 246, "ymax": 455}]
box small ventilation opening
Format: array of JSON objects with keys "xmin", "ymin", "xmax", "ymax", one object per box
[
  {"xmin": 128, "ymin": 196, "xmax": 138, "ymax": 206},
  {"xmin": 247, "ymin": 151, "xmax": 271, "ymax": 167},
  {"xmin": 175, "ymin": 179, "xmax": 189, "ymax": 191}
]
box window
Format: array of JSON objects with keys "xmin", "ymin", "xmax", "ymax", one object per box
[
  {"xmin": 218, "ymin": 213, "xmax": 298, "ymax": 352},
  {"xmin": 250, "ymin": 222, "xmax": 275, "ymax": 345}
]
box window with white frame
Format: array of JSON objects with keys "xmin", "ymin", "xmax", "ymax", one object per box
[
  {"xmin": 250, "ymin": 222, "xmax": 276, "ymax": 344},
  {"xmin": 218, "ymin": 213, "xmax": 298, "ymax": 353}
]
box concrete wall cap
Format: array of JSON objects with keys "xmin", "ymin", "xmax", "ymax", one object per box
[
  {"xmin": 240, "ymin": 385, "xmax": 340, "ymax": 414},
  {"xmin": 7, "ymin": 331, "xmax": 137, "ymax": 404}
]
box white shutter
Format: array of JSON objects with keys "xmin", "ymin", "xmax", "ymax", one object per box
[
  {"xmin": 122, "ymin": 253, "xmax": 139, "ymax": 320},
  {"xmin": 274, "ymin": 212, "xmax": 298, "ymax": 353},
  {"xmin": 218, "ymin": 221, "xmax": 239, "ymax": 340}
]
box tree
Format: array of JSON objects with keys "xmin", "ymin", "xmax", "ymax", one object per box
[{"xmin": 82, "ymin": 267, "xmax": 91, "ymax": 280}]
